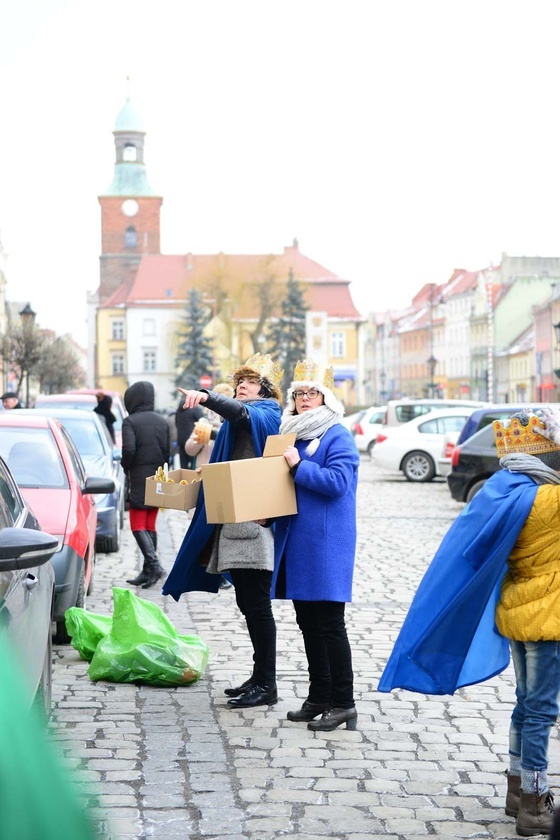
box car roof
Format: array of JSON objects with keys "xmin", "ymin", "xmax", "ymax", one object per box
[
  {"xmin": 0, "ymin": 413, "xmax": 60, "ymax": 430},
  {"xmin": 22, "ymin": 407, "xmax": 100, "ymax": 419},
  {"xmin": 35, "ymin": 393, "xmax": 96, "ymax": 403},
  {"xmin": 457, "ymin": 402, "xmax": 560, "ymax": 445}
]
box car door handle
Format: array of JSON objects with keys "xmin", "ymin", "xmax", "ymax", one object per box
[{"xmin": 24, "ymin": 574, "xmax": 39, "ymax": 591}]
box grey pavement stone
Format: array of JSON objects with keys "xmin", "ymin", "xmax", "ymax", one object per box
[{"xmin": 49, "ymin": 459, "xmax": 560, "ymax": 838}]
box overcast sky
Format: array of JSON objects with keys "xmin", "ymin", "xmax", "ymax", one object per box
[{"xmin": 1, "ymin": 0, "xmax": 560, "ymax": 346}]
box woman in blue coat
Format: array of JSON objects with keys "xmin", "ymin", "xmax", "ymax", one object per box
[{"xmin": 270, "ymin": 358, "xmax": 360, "ymax": 732}]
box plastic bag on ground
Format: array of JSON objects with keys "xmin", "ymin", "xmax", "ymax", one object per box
[
  {"xmin": 65, "ymin": 608, "xmax": 112, "ymax": 661},
  {"xmin": 86, "ymin": 587, "xmax": 209, "ymax": 687}
]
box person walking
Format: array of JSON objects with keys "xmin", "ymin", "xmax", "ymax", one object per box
[
  {"xmin": 378, "ymin": 408, "xmax": 560, "ymax": 836},
  {"xmin": 121, "ymin": 381, "xmax": 170, "ymax": 589},
  {"xmin": 270, "ymin": 358, "xmax": 360, "ymax": 732},
  {"xmin": 163, "ymin": 354, "xmax": 283, "ymax": 708}
]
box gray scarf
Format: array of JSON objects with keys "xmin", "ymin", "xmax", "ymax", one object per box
[
  {"xmin": 500, "ymin": 453, "xmax": 560, "ymax": 486},
  {"xmin": 280, "ymin": 405, "xmax": 341, "ymax": 455}
]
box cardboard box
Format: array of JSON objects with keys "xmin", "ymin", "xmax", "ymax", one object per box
[
  {"xmin": 201, "ymin": 434, "xmax": 298, "ymax": 523},
  {"xmin": 144, "ymin": 469, "xmax": 202, "ymax": 511}
]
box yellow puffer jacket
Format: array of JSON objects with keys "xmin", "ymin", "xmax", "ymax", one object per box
[{"xmin": 495, "ymin": 483, "xmax": 560, "ymax": 641}]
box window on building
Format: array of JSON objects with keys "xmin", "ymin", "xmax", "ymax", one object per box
[
  {"xmin": 112, "ymin": 354, "xmax": 125, "ymax": 376},
  {"xmin": 125, "ymin": 226, "xmax": 137, "ymax": 248},
  {"xmin": 331, "ymin": 332, "xmax": 345, "ymax": 358},
  {"xmin": 143, "ymin": 350, "xmax": 157, "ymax": 372},
  {"xmin": 123, "ymin": 144, "xmax": 137, "ymax": 161},
  {"xmin": 111, "ymin": 319, "xmax": 125, "ymax": 340},
  {"xmin": 143, "ymin": 319, "xmax": 155, "ymax": 336}
]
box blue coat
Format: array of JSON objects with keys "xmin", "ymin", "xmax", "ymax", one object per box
[
  {"xmin": 377, "ymin": 469, "xmax": 538, "ymax": 695},
  {"xmin": 270, "ymin": 424, "xmax": 359, "ymax": 602},
  {"xmin": 162, "ymin": 399, "xmax": 282, "ymax": 600}
]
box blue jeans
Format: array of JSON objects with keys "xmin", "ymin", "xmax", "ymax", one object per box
[{"xmin": 509, "ymin": 639, "xmax": 560, "ymax": 771}]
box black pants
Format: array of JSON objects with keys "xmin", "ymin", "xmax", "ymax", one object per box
[
  {"xmin": 229, "ymin": 568, "xmax": 276, "ymax": 687},
  {"xmin": 293, "ymin": 600, "xmax": 354, "ymax": 709}
]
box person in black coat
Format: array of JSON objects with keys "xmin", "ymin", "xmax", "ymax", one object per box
[
  {"xmin": 93, "ymin": 393, "xmax": 117, "ymax": 443},
  {"xmin": 121, "ymin": 381, "xmax": 170, "ymax": 588},
  {"xmin": 175, "ymin": 399, "xmax": 203, "ymax": 469}
]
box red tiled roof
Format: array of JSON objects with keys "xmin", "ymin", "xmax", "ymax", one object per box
[{"xmin": 100, "ymin": 246, "xmax": 362, "ymax": 320}]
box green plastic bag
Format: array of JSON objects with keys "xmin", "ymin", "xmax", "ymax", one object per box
[
  {"xmin": 87, "ymin": 588, "xmax": 209, "ymax": 687},
  {"xmin": 65, "ymin": 608, "xmax": 113, "ymax": 660}
]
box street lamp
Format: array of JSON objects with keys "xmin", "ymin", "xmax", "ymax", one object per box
[
  {"xmin": 427, "ymin": 355, "xmax": 437, "ymax": 397},
  {"xmin": 19, "ymin": 303, "xmax": 36, "ymax": 407}
]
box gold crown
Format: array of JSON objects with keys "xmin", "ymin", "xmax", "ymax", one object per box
[
  {"xmin": 292, "ymin": 358, "xmax": 334, "ymax": 390},
  {"xmin": 239, "ymin": 353, "xmax": 284, "ymax": 387},
  {"xmin": 493, "ymin": 415, "xmax": 560, "ymax": 457}
]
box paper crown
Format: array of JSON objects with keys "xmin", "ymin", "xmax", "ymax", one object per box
[
  {"xmin": 234, "ymin": 353, "xmax": 284, "ymax": 387},
  {"xmin": 292, "ymin": 358, "xmax": 335, "ymax": 390},
  {"xmin": 493, "ymin": 415, "xmax": 560, "ymax": 457}
]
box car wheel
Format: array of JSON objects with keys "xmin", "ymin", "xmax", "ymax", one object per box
[
  {"xmin": 367, "ymin": 440, "xmax": 376, "ymax": 458},
  {"xmin": 33, "ymin": 629, "xmax": 53, "ymax": 721},
  {"xmin": 402, "ymin": 451, "xmax": 436, "ymax": 482},
  {"xmin": 108, "ymin": 518, "xmax": 121, "ymax": 553},
  {"xmin": 87, "ymin": 554, "xmax": 95, "ymax": 596},
  {"xmin": 55, "ymin": 565, "xmax": 85, "ymax": 645},
  {"xmin": 466, "ymin": 478, "xmax": 486, "ymax": 503}
]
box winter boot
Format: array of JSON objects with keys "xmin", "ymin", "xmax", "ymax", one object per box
[
  {"xmin": 516, "ymin": 789, "xmax": 555, "ymax": 836},
  {"xmin": 505, "ymin": 771, "xmax": 521, "ymax": 817},
  {"xmin": 128, "ymin": 531, "xmax": 164, "ymax": 588}
]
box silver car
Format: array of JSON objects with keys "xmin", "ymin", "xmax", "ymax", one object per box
[{"xmin": 0, "ymin": 456, "xmax": 58, "ymax": 718}]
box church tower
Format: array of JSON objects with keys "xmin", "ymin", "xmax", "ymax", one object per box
[{"xmin": 97, "ymin": 97, "xmax": 162, "ymax": 302}]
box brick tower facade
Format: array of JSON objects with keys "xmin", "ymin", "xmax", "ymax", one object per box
[{"xmin": 98, "ymin": 97, "xmax": 162, "ymax": 303}]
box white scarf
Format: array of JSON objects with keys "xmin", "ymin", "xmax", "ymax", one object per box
[{"xmin": 280, "ymin": 405, "xmax": 341, "ymax": 455}]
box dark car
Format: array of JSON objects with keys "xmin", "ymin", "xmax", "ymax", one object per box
[
  {"xmin": 0, "ymin": 455, "xmax": 58, "ymax": 717},
  {"xmin": 448, "ymin": 403, "xmax": 560, "ymax": 503}
]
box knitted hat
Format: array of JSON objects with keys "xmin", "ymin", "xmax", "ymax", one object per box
[
  {"xmin": 286, "ymin": 358, "xmax": 345, "ymax": 415},
  {"xmin": 493, "ymin": 408, "xmax": 560, "ymax": 470},
  {"xmin": 230, "ymin": 353, "xmax": 283, "ymax": 402}
]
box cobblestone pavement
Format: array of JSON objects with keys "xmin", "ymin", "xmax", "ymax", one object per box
[{"xmin": 50, "ymin": 457, "xmax": 560, "ymax": 839}]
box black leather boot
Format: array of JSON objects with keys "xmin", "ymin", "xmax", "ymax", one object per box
[
  {"xmin": 287, "ymin": 700, "xmax": 329, "ymax": 722},
  {"xmin": 307, "ymin": 706, "xmax": 358, "ymax": 732},
  {"xmin": 227, "ymin": 684, "xmax": 278, "ymax": 708},
  {"xmin": 129, "ymin": 531, "xmax": 165, "ymax": 589},
  {"xmin": 224, "ymin": 678, "xmax": 253, "ymax": 697}
]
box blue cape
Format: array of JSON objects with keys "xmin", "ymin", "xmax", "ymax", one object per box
[
  {"xmin": 377, "ymin": 470, "xmax": 538, "ymax": 695},
  {"xmin": 162, "ymin": 399, "xmax": 282, "ymax": 601}
]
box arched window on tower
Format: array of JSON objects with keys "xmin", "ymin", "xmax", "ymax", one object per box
[
  {"xmin": 125, "ymin": 226, "xmax": 137, "ymax": 249},
  {"xmin": 123, "ymin": 143, "xmax": 137, "ymax": 161}
]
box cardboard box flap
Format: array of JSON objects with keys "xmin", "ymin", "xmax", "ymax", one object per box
[{"xmin": 263, "ymin": 433, "xmax": 296, "ymax": 457}]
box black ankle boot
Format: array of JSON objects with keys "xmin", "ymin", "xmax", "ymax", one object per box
[
  {"xmin": 224, "ymin": 678, "xmax": 253, "ymax": 697},
  {"xmin": 130, "ymin": 531, "xmax": 165, "ymax": 589},
  {"xmin": 227, "ymin": 684, "xmax": 278, "ymax": 708},
  {"xmin": 307, "ymin": 707, "xmax": 358, "ymax": 732},
  {"xmin": 287, "ymin": 700, "xmax": 329, "ymax": 722},
  {"xmin": 141, "ymin": 559, "xmax": 166, "ymax": 589},
  {"xmin": 127, "ymin": 566, "xmax": 149, "ymax": 586}
]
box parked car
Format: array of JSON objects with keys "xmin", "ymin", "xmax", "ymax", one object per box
[
  {"xmin": 34, "ymin": 392, "xmax": 127, "ymax": 447},
  {"xmin": 437, "ymin": 431, "xmax": 461, "ymax": 478},
  {"xmin": 0, "ymin": 414, "xmax": 115, "ymax": 643},
  {"xmin": 20, "ymin": 408, "xmax": 125, "ymax": 553},
  {"xmin": 373, "ymin": 407, "xmax": 476, "ymax": 482},
  {"xmin": 446, "ymin": 403, "xmax": 560, "ymax": 503},
  {"xmin": 352, "ymin": 406, "xmax": 387, "ymax": 456},
  {"xmin": 0, "ymin": 455, "xmax": 58, "ymax": 717},
  {"xmin": 341, "ymin": 408, "xmax": 367, "ymax": 432},
  {"xmin": 382, "ymin": 398, "xmax": 488, "ymax": 428}
]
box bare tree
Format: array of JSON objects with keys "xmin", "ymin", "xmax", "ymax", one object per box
[
  {"xmin": 36, "ymin": 337, "xmax": 86, "ymax": 394},
  {"xmin": 0, "ymin": 323, "xmax": 45, "ymax": 398}
]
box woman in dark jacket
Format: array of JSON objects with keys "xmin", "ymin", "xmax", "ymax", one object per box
[
  {"xmin": 121, "ymin": 381, "xmax": 170, "ymax": 588},
  {"xmin": 94, "ymin": 393, "xmax": 117, "ymax": 444}
]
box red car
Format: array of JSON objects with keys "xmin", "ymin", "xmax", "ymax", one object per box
[{"xmin": 0, "ymin": 414, "xmax": 114, "ymax": 643}]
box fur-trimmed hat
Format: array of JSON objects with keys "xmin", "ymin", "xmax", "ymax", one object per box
[
  {"xmin": 230, "ymin": 353, "xmax": 283, "ymax": 402},
  {"xmin": 286, "ymin": 358, "xmax": 345, "ymax": 415}
]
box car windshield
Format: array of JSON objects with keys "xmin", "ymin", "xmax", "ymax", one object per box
[
  {"xmin": 0, "ymin": 428, "xmax": 68, "ymax": 488},
  {"xmin": 61, "ymin": 418, "xmax": 107, "ymax": 456}
]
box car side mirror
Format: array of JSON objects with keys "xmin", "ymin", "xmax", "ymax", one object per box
[
  {"xmin": 84, "ymin": 477, "xmax": 115, "ymax": 495},
  {"xmin": 0, "ymin": 528, "xmax": 58, "ymax": 571}
]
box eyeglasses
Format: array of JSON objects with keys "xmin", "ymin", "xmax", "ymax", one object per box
[{"xmin": 293, "ymin": 389, "xmax": 320, "ymax": 400}]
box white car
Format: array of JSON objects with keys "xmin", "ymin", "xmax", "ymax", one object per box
[
  {"xmin": 352, "ymin": 406, "xmax": 387, "ymax": 456},
  {"xmin": 372, "ymin": 408, "xmax": 475, "ymax": 482}
]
